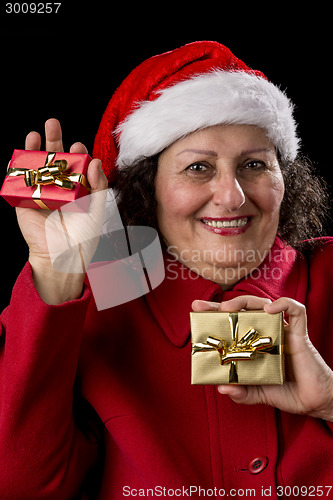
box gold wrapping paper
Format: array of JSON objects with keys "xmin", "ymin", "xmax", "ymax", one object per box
[{"xmin": 190, "ymin": 310, "xmax": 284, "ymax": 385}]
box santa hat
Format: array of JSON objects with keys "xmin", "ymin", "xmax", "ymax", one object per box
[{"xmin": 93, "ymin": 41, "xmax": 299, "ymax": 182}]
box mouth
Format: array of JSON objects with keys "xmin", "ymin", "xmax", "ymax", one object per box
[{"xmin": 199, "ymin": 216, "xmax": 252, "ymax": 235}]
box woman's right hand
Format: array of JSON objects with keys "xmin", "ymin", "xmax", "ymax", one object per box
[{"xmin": 15, "ymin": 118, "xmax": 108, "ymax": 304}]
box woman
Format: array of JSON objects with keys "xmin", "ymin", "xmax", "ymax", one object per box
[{"xmin": 0, "ymin": 41, "xmax": 333, "ymax": 499}]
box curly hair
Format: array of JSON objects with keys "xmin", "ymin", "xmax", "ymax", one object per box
[{"xmin": 113, "ymin": 154, "xmax": 331, "ymax": 250}]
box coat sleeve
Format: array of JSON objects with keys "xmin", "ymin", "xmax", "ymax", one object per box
[
  {"xmin": 305, "ymin": 237, "xmax": 333, "ymax": 432},
  {"xmin": 0, "ymin": 263, "xmax": 99, "ymax": 500}
]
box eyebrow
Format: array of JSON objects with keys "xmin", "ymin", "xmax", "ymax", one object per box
[
  {"xmin": 240, "ymin": 148, "xmax": 272, "ymax": 156},
  {"xmin": 176, "ymin": 147, "xmax": 273, "ymax": 157},
  {"xmin": 176, "ymin": 148, "xmax": 218, "ymax": 157}
]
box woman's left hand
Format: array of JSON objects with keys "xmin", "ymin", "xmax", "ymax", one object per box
[{"xmin": 192, "ymin": 296, "xmax": 333, "ymax": 422}]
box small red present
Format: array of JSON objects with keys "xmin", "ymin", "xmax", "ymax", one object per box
[{"xmin": 1, "ymin": 150, "xmax": 91, "ymax": 211}]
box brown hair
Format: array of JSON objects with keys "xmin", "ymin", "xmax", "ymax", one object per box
[{"xmin": 113, "ymin": 154, "xmax": 331, "ymax": 250}]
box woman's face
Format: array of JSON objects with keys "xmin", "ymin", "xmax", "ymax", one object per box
[{"xmin": 155, "ymin": 124, "xmax": 285, "ymax": 287}]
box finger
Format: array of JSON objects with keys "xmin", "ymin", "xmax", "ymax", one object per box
[
  {"xmin": 264, "ymin": 298, "xmax": 308, "ymax": 357},
  {"xmin": 217, "ymin": 384, "xmax": 273, "ymax": 406},
  {"xmin": 45, "ymin": 118, "xmax": 64, "ymax": 152},
  {"xmin": 25, "ymin": 131, "xmax": 41, "ymax": 151},
  {"xmin": 264, "ymin": 298, "xmax": 306, "ymax": 339},
  {"xmin": 192, "ymin": 300, "xmax": 220, "ymax": 311},
  {"xmin": 69, "ymin": 142, "xmax": 88, "ymax": 154},
  {"xmin": 217, "ymin": 384, "xmax": 249, "ymax": 401},
  {"xmin": 219, "ymin": 295, "xmax": 272, "ymax": 312},
  {"xmin": 265, "ymin": 298, "xmax": 310, "ymax": 359}
]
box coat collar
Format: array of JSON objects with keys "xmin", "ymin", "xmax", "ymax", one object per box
[{"xmin": 145, "ymin": 237, "xmax": 304, "ymax": 347}]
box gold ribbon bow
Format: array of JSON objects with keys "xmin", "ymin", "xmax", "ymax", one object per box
[
  {"xmin": 7, "ymin": 152, "xmax": 89, "ymax": 209},
  {"xmin": 192, "ymin": 312, "xmax": 273, "ymax": 383}
]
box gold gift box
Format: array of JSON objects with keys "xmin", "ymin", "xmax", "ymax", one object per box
[{"xmin": 190, "ymin": 310, "xmax": 284, "ymax": 385}]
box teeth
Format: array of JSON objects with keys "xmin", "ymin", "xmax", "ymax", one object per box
[{"xmin": 202, "ymin": 218, "xmax": 248, "ymax": 228}]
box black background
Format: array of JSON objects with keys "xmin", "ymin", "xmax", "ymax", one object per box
[{"xmin": 0, "ymin": 4, "xmax": 332, "ymax": 310}]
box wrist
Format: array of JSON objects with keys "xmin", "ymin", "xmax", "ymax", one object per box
[
  {"xmin": 320, "ymin": 394, "xmax": 333, "ymax": 423},
  {"xmin": 29, "ymin": 254, "xmax": 85, "ymax": 305},
  {"xmin": 308, "ymin": 372, "xmax": 333, "ymax": 423}
]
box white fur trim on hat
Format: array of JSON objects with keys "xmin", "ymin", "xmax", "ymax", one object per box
[{"xmin": 116, "ymin": 70, "xmax": 299, "ymax": 168}]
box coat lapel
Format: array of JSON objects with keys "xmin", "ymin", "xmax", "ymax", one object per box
[{"xmin": 145, "ymin": 237, "xmax": 305, "ymax": 347}]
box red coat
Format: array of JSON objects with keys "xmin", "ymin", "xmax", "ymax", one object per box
[{"xmin": 0, "ymin": 237, "xmax": 333, "ymax": 499}]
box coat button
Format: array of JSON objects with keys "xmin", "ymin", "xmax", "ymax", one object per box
[{"xmin": 248, "ymin": 456, "xmax": 268, "ymax": 474}]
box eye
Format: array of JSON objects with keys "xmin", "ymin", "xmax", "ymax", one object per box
[
  {"xmin": 185, "ymin": 162, "xmax": 211, "ymax": 173},
  {"xmin": 242, "ymin": 160, "xmax": 266, "ymax": 171}
]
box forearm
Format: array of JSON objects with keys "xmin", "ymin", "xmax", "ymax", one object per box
[
  {"xmin": 29, "ymin": 255, "xmax": 85, "ymax": 305},
  {"xmin": 0, "ymin": 263, "xmax": 97, "ymax": 499}
]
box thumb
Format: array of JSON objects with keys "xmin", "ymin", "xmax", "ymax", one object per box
[{"xmin": 87, "ymin": 159, "xmax": 108, "ymax": 193}]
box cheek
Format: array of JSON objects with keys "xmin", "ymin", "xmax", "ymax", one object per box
[
  {"xmin": 248, "ymin": 173, "xmax": 284, "ymax": 216},
  {"xmin": 156, "ymin": 177, "xmax": 208, "ymax": 223},
  {"xmin": 269, "ymin": 174, "xmax": 285, "ymax": 212}
]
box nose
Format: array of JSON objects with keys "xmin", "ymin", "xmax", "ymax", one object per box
[{"xmin": 210, "ymin": 172, "xmax": 246, "ymax": 212}]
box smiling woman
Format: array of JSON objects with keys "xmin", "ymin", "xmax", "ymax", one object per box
[
  {"xmin": 114, "ymin": 127, "xmax": 329, "ymax": 254},
  {"xmin": 1, "ymin": 40, "xmax": 333, "ymax": 499},
  {"xmin": 153, "ymin": 125, "xmax": 284, "ymax": 287}
]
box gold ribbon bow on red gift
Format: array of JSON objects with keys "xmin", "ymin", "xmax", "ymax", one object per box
[
  {"xmin": 192, "ymin": 312, "xmax": 273, "ymax": 383},
  {"xmin": 7, "ymin": 152, "xmax": 90, "ymax": 209}
]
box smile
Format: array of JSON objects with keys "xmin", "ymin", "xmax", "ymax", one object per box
[
  {"xmin": 199, "ymin": 216, "xmax": 252, "ymax": 236},
  {"xmin": 201, "ymin": 217, "xmax": 249, "ymax": 228}
]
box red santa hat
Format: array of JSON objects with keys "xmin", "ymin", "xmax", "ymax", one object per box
[{"xmin": 93, "ymin": 41, "xmax": 299, "ymax": 182}]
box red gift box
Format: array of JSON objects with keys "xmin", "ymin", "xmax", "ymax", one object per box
[{"xmin": 0, "ymin": 150, "xmax": 91, "ymax": 211}]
